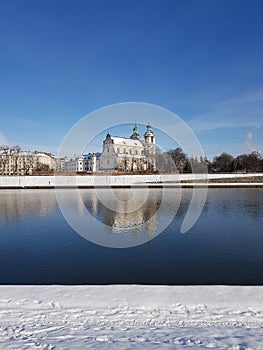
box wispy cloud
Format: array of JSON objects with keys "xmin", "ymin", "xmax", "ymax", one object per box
[
  {"xmin": 0, "ymin": 131, "xmax": 8, "ymax": 145},
  {"xmin": 244, "ymin": 124, "xmax": 262, "ymax": 153},
  {"xmin": 218, "ymin": 89, "xmax": 263, "ymax": 106},
  {"xmin": 245, "ymin": 131, "xmax": 255, "ymax": 153},
  {"xmin": 188, "ymin": 89, "xmax": 263, "ymax": 131}
]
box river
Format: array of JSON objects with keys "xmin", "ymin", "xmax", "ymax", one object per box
[{"xmin": 0, "ymin": 188, "xmax": 262, "ymax": 284}]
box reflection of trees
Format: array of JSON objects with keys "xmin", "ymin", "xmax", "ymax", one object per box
[
  {"xmin": 0, "ymin": 190, "xmax": 57, "ymax": 222},
  {"xmin": 175, "ymin": 188, "xmax": 263, "ymax": 221}
]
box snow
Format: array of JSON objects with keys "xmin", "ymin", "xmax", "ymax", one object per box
[
  {"xmin": 110, "ymin": 136, "xmax": 144, "ymax": 148},
  {"xmin": 0, "ymin": 173, "xmax": 262, "ymax": 188},
  {"xmin": 0, "ymin": 285, "xmax": 263, "ymax": 349}
]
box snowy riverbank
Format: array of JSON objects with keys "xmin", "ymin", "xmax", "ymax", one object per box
[
  {"xmin": 0, "ymin": 173, "xmax": 263, "ymax": 188},
  {"xmin": 0, "ymin": 285, "xmax": 263, "ymax": 349}
]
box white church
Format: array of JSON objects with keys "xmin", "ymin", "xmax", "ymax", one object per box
[{"xmin": 64, "ymin": 122, "xmax": 156, "ymax": 173}]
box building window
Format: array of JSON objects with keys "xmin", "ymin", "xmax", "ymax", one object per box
[
  {"xmin": 117, "ymin": 148, "xmax": 120, "ymax": 153},
  {"xmin": 129, "ymin": 149, "xmax": 132, "ymax": 155},
  {"xmin": 135, "ymin": 150, "xmax": 138, "ymax": 155},
  {"xmin": 107, "ymin": 160, "xmax": 109, "ymax": 164},
  {"xmin": 107, "ymin": 148, "xmax": 109, "ymax": 152},
  {"xmin": 124, "ymin": 148, "xmax": 126, "ymax": 154}
]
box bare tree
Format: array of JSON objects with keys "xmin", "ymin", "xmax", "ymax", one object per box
[
  {"xmin": 167, "ymin": 148, "xmax": 189, "ymax": 173},
  {"xmin": 212, "ymin": 153, "xmax": 234, "ymax": 172}
]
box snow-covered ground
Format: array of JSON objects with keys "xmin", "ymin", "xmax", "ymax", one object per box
[{"xmin": 1, "ymin": 285, "xmax": 263, "ymax": 349}]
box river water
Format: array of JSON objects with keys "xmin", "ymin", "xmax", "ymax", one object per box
[{"xmin": 0, "ymin": 188, "xmax": 262, "ymax": 284}]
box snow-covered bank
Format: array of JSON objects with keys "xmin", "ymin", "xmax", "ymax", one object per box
[
  {"xmin": 0, "ymin": 173, "xmax": 263, "ymax": 188},
  {"xmin": 1, "ymin": 285, "xmax": 263, "ymax": 349}
]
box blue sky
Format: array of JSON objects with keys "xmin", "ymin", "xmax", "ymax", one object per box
[{"xmin": 0, "ymin": 0, "xmax": 262, "ymax": 159}]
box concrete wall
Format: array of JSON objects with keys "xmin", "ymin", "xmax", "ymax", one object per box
[{"xmin": 0, "ymin": 173, "xmax": 262, "ymax": 188}]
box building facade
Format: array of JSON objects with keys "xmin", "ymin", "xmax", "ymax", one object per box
[
  {"xmin": 98, "ymin": 122, "xmax": 156, "ymax": 172},
  {"xmin": 64, "ymin": 153, "xmax": 98, "ymax": 172},
  {"xmin": 63, "ymin": 122, "xmax": 156, "ymax": 173},
  {"xmin": 0, "ymin": 147, "xmax": 56, "ymax": 175},
  {"xmin": 0, "ymin": 124, "xmax": 156, "ymax": 175}
]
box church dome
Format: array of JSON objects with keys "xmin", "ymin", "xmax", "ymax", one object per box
[{"xmin": 130, "ymin": 122, "xmax": 141, "ymax": 140}]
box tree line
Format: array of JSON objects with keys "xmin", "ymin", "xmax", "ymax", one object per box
[{"xmin": 157, "ymin": 148, "xmax": 263, "ymax": 173}]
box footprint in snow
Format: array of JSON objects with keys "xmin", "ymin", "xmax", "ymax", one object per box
[
  {"xmin": 48, "ymin": 301, "xmax": 62, "ymax": 308},
  {"xmin": 0, "ymin": 299, "xmax": 11, "ymax": 303},
  {"xmin": 96, "ymin": 335, "xmax": 109, "ymax": 342}
]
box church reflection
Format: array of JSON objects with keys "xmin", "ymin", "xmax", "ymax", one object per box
[{"xmin": 81, "ymin": 189, "xmax": 161, "ymax": 237}]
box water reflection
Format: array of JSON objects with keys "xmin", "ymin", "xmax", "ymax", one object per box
[
  {"xmin": 56, "ymin": 188, "xmax": 181, "ymax": 248},
  {"xmin": 0, "ymin": 188, "xmax": 262, "ymax": 228},
  {"xmin": 0, "ymin": 190, "xmax": 57, "ymax": 223},
  {"xmin": 80, "ymin": 189, "xmax": 161, "ymax": 236},
  {"xmin": 202, "ymin": 188, "xmax": 263, "ymax": 221},
  {"xmin": 0, "ymin": 188, "xmax": 262, "ymax": 284}
]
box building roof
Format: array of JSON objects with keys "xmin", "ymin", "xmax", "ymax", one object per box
[
  {"xmin": 110, "ymin": 136, "xmax": 144, "ymax": 148},
  {"xmin": 0, "ymin": 150, "xmax": 54, "ymax": 158}
]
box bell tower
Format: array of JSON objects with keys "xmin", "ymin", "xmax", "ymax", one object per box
[
  {"xmin": 130, "ymin": 122, "xmax": 141, "ymax": 140},
  {"xmin": 144, "ymin": 121, "xmax": 156, "ymax": 171}
]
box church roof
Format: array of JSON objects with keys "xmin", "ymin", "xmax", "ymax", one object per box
[{"xmin": 110, "ymin": 136, "xmax": 144, "ymax": 148}]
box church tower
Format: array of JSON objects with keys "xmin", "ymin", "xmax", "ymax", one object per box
[
  {"xmin": 92, "ymin": 152, "xmax": 97, "ymax": 172},
  {"xmin": 144, "ymin": 121, "xmax": 156, "ymax": 171},
  {"xmin": 130, "ymin": 122, "xmax": 141, "ymax": 140}
]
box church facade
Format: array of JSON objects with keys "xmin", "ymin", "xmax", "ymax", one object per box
[
  {"xmin": 63, "ymin": 122, "xmax": 156, "ymax": 173},
  {"xmin": 98, "ymin": 122, "xmax": 156, "ymax": 172}
]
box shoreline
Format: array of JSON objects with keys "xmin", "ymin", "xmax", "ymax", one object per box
[
  {"xmin": 1, "ymin": 183, "xmax": 263, "ymax": 189},
  {"xmin": 0, "ymin": 173, "xmax": 263, "ymax": 189}
]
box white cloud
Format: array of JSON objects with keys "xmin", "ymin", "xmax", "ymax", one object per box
[
  {"xmin": 0, "ymin": 132, "xmax": 8, "ymax": 145},
  {"xmin": 245, "ymin": 131, "xmax": 257, "ymax": 153}
]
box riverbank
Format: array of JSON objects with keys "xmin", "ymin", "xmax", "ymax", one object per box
[
  {"xmin": 0, "ymin": 285, "xmax": 262, "ymax": 349},
  {"xmin": 0, "ymin": 173, "xmax": 263, "ymax": 188}
]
